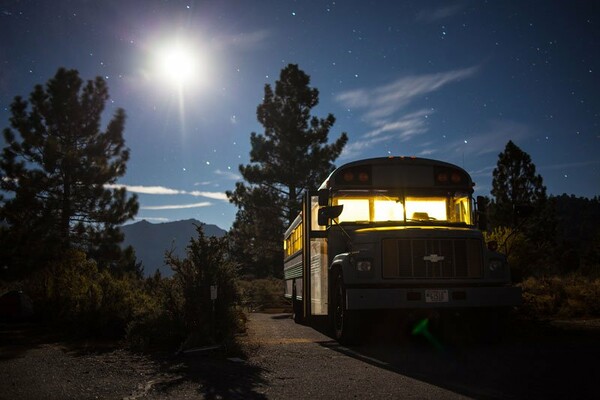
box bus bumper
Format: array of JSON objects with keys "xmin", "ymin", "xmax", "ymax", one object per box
[{"xmin": 345, "ymin": 286, "xmax": 522, "ymax": 310}]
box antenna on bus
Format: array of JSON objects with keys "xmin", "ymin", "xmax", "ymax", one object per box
[{"xmin": 331, "ymin": 216, "xmax": 353, "ymax": 248}]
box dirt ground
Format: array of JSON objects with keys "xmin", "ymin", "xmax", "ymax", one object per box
[
  {"xmin": 0, "ymin": 321, "xmax": 265, "ymax": 400},
  {"xmin": 2, "ymin": 315, "xmax": 600, "ymax": 399}
]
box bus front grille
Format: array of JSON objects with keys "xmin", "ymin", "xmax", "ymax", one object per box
[{"xmin": 382, "ymin": 238, "xmax": 483, "ymax": 279}]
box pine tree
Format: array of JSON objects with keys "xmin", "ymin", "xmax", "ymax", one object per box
[
  {"xmin": 490, "ymin": 140, "xmax": 558, "ymax": 278},
  {"xmin": 490, "ymin": 140, "xmax": 547, "ymax": 229},
  {"xmin": 0, "ymin": 68, "xmax": 139, "ymax": 277},
  {"xmin": 227, "ymin": 64, "xmax": 347, "ymax": 277},
  {"xmin": 228, "ymin": 184, "xmax": 284, "ymax": 277}
]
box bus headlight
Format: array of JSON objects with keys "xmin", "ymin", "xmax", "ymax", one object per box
[{"xmin": 356, "ymin": 260, "xmax": 372, "ymax": 272}]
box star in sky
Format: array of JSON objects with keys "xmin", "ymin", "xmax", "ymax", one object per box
[{"xmin": 1, "ymin": 0, "xmax": 599, "ymax": 229}]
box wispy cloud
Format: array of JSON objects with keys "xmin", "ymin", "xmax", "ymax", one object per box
[
  {"xmin": 365, "ymin": 109, "xmax": 431, "ymax": 140},
  {"xmin": 141, "ymin": 202, "xmax": 212, "ymax": 210},
  {"xmin": 416, "ymin": 3, "xmax": 465, "ymax": 23},
  {"xmin": 337, "ymin": 66, "xmax": 478, "ymax": 122},
  {"xmin": 188, "ymin": 191, "xmax": 229, "ymax": 201},
  {"xmin": 341, "ymin": 109, "xmax": 433, "ymax": 159},
  {"xmin": 336, "ymin": 66, "xmax": 479, "ymax": 159},
  {"xmin": 106, "ymin": 184, "xmax": 228, "ymax": 202},
  {"xmin": 132, "ymin": 217, "xmax": 170, "ymax": 223},
  {"xmin": 469, "ymin": 165, "xmax": 496, "ymax": 178},
  {"xmin": 417, "ymin": 148, "xmax": 437, "ymax": 156},
  {"xmin": 340, "ymin": 134, "xmax": 395, "ymax": 159},
  {"xmin": 214, "ymin": 29, "xmax": 270, "ymax": 50},
  {"xmin": 214, "ymin": 169, "xmax": 241, "ymax": 180},
  {"xmin": 106, "ymin": 185, "xmax": 180, "ymax": 195},
  {"xmin": 454, "ymin": 120, "xmax": 531, "ymax": 156},
  {"xmin": 412, "ymin": 120, "xmax": 532, "ymax": 160}
]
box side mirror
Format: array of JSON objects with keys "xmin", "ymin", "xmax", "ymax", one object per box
[
  {"xmin": 318, "ymin": 205, "xmax": 343, "ymax": 226},
  {"xmin": 317, "ymin": 188, "xmax": 329, "ymax": 206}
]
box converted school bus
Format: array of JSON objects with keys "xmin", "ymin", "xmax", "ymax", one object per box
[{"xmin": 283, "ymin": 156, "xmax": 521, "ymax": 343}]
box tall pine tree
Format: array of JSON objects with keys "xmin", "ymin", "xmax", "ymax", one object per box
[
  {"xmin": 490, "ymin": 140, "xmax": 547, "ymax": 229},
  {"xmin": 489, "ymin": 140, "xmax": 559, "ymax": 277},
  {"xmin": 227, "ymin": 64, "xmax": 347, "ymax": 277},
  {"xmin": 0, "ymin": 68, "xmax": 139, "ymax": 277}
]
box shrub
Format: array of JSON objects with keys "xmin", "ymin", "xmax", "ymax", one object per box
[
  {"xmin": 485, "ymin": 227, "xmax": 557, "ymax": 280},
  {"xmin": 162, "ymin": 226, "xmax": 243, "ymax": 350},
  {"xmin": 238, "ymin": 278, "xmax": 287, "ymax": 311},
  {"xmin": 26, "ymin": 249, "xmax": 152, "ymax": 337},
  {"xmin": 125, "ymin": 274, "xmax": 185, "ymax": 351},
  {"xmin": 520, "ymin": 275, "xmax": 600, "ymax": 319},
  {"xmin": 521, "ymin": 277, "xmax": 561, "ymax": 317}
]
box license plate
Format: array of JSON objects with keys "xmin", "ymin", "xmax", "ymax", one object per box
[{"xmin": 425, "ymin": 289, "xmax": 449, "ymax": 303}]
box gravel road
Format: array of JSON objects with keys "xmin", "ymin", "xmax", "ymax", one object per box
[
  {"xmin": 1, "ymin": 314, "xmax": 599, "ymax": 399},
  {"xmin": 242, "ymin": 313, "xmax": 467, "ymax": 399}
]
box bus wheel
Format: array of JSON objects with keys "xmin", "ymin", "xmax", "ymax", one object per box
[{"xmin": 332, "ymin": 271, "xmax": 361, "ymax": 345}]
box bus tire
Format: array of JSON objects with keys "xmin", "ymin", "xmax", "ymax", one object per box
[{"xmin": 332, "ymin": 271, "xmax": 361, "ymax": 345}]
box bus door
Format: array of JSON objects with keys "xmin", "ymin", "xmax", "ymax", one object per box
[{"xmin": 302, "ymin": 191, "xmax": 329, "ymax": 318}]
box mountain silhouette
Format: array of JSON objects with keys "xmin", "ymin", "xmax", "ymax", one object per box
[{"xmin": 121, "ymin": 219, "xmax": 226, "ymax": 276}]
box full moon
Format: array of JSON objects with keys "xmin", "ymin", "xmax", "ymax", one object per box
[{"xmin": 156, "ymin": 42, "xmax": 199, "ymax": 86}]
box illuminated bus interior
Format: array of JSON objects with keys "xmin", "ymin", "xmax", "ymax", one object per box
[
  {"xmin": 284, "ymin": 222, "xmax": 303, "ymax": 257},
  {"xmin": 333, "ymin": 191, "xmax": 472, "ymax": 225}
]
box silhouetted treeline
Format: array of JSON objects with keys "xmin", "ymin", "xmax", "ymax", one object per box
[
  {"xmin": 552, "ymin": 194, "xmax": 600, "ymax": 273},
  {"xmin": 554, "ymin": 194, "xmax": 600, "ymax": 245}
]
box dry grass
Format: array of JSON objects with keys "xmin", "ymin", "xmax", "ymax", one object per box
[{"xmin": 520, "ymin": 275, "xmax": 600, "ymax": 319}]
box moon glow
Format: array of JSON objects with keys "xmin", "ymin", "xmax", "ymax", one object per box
[{"xmin": 156, "ymin": 42, "xmax": 199, "ymax": 86}]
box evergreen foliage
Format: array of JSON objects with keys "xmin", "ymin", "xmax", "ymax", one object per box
[
  {"xmin": 490, "ymin": 140, "xmax": 547, "ymax": 229},
  {"xmin": 164, "ymin": 225, "xmax": 241, "ymax": 348},
  {"xmin": 0, "ymin": 68, "xmax": 139, "ymax": 277},
  {"xmin": 228, "ymin": 185, "xmax": 283, "ymax": 278},
  {"xmin": 486, "ymin": 140, "xmax": 600, "ymax": 280},
  {"xmin": 26, "ymin": 249, "xmax": 151, "ymax": 337},
  {"xmin": 552, "ymin": 194, "xmax": 600, "ymax": 275},
  {"xmin": 227, "ymin": 64, "xmax": 347, "ymax": 277},
  {"xmin": 489, "ymin": 140, "xmax": 557, "ymax": 279}
]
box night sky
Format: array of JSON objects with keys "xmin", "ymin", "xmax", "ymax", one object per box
[{"xmin": 1, "ymin": 0, "xmax": 599, "ymax": 230}]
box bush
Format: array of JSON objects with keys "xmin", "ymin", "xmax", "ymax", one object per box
[
  {"xmin": 520, "ymin": 275, "xmax": 600, "ymax": 319},
  {"xmin": 485, "ymin": 227, "xmax": 557, "ymax": 280},
  {"xmin": 238, "ymin": 278, "xmax": 287, "ymax": 311},
  {"xmin": 26, "ymin": 249, "xmax": 152, "ymax": 337},
  {"xmin": 125, "ymin": 274, "xmax": 185, "ymax": 350},
  {"xmin": 159, "ymin": 226, "xmax": 243, "ymax": 350},
  {"xmin": 561, "ymin": 276, "xmax": 600, "ymax": 317}
]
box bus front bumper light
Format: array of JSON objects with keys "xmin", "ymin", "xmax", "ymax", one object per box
[{"xmin": 356, "ymin": 260, "xmax": 372, "ymax": 272}]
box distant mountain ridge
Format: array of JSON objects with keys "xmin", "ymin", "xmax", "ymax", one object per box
[{"xmin": 121, "ymin": 219, "xmax": 227, "ymax": 277}]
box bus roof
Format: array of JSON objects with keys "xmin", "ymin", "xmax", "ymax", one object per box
[{"xmin": 319, "ymin": 156, "xmax": 474, "ymax": 192}]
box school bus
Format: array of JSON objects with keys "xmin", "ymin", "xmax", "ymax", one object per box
[{"xmin": 283, "ymin": 156, "xmax": 521, "ymax": 343}]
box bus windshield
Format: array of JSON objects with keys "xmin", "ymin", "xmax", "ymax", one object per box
[{"xmin": 332, "ymin": 190, "xmax": 472, "ymax": 225}]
